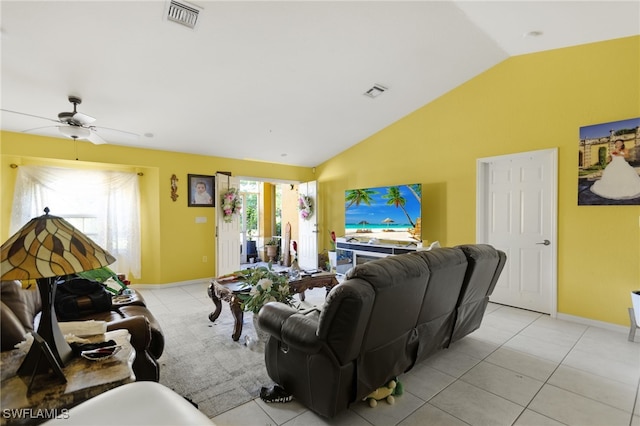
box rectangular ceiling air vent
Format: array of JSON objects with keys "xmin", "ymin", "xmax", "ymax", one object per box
[
  {"xmin": 167, "ymin": 0, "xmax": 200, "ymax": 29},
  {"xmin": 364, "ymin": 84, "xmax": 388, "ymax": 99}
]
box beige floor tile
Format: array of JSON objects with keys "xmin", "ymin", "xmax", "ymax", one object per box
[
  {"xmin": 562, "ymin": 347, "xmax": 639, "ymax": 386},
  {"xmin": 469, "ymin": 323, "xmax": 518, "ymax": 345},
  {"xmin": 547, "ymin": 365, "xmax": 637, "ymax": 413},
  {"xmin": 460, "ymin": 361, "xmax": 544, "ymax": 406},
  {"xmin": 484, "ymin": 347, "xmax": 558, "ymax": 382},
  {"xmin": 212, "ymin": 400, "xmax": 276, "ymax": 426},
  {"xmin": 447, "ymin": 335, "xmax": 500, "ymax": 359},
  {"xmin": 517, "ymin": 323, "xmax": 582, "ymax": 348},
  {"xmin": 528, "ymin": 384, "xmax": 631, "ymax": 426},
  {"xmin": 513, "ymin": 409, "xmax": 565, "ymax": 426},
  {"xmin": 399, "ymin": 363, "xmax": 456, "ymax": 401},
  {"xmin": 283, "ymin": 408, "xmax": 373, "ymax": 426},
  {"xmin": 503, "ymin": 334, "xmax": 573, "ymax": 363},
  {"xmin": 397, "ymin": 403, "xmax": 468, "ymax": 426},
  {"xmin": 429, "ymin": 380, "xmax": 523, "ymax": 426},
  {"xmin": 421, "ymin": 347, "xmax": 482, "ymax": 378},
  {"xmin": 255, "ymin": 398, "xmax": 308, "ymax": 425}
]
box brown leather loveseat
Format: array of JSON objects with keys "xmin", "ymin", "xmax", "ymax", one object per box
[
  {"xmin": 1, "ymin": 280, "xmax": 164, "ymax": 381},
  {"xmin": 258, "ymin": 244, "xmax": 506, "ymax": 417}
]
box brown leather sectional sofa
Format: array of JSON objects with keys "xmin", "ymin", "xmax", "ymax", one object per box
[
  {"xmin": 258, "ymin": 244, "xmax": 506, "ymax": 417},
  {"xmin": 1, "ymin": 280, "xmax": 164, "ymax": 381}
]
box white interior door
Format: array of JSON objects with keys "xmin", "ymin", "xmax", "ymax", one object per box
[
  {"xmin": 298, "ymin": 181, "xmax": 318, "ymax": 270},
  {"xmin": 216, "ymin": 173, "xmax": 240, "ymax": 276},
  {"xmin": 477, "ymin": 148, "xmax": 557, "ymax": 315}
]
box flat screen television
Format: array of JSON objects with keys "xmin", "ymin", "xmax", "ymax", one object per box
[{"xmin": 344, "ymin": 183, "xmax": 422, "ymax": 242}]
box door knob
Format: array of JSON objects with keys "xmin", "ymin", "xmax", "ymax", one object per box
[{"xmin": 536, "ymin": 239, "xmax": 550, "ymax": 246}]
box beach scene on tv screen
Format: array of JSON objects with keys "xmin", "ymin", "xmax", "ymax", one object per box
[{"xmin": 345, "ymin": 183, "xmax": 421, "ymax": 243}]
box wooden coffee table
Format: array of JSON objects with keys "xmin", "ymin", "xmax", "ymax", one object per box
[
  {"xmin": 208, "ymin": 279, "xmax": 249, "ymax": 341},
  {"xmin": 288, "ymin": 272, "xmax": 339, "ymax": 301},
  {"xmin": 208, "ymin": 272, "xmax": 339, "ymax": 341}
]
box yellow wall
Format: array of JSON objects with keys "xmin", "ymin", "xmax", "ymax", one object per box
[
  {"xmin": 316, "ymin": 36, "xmax": 640, "ymax": 326},
  {"xmin": 0, "ymin": 132, "xmax": 313, "ymax": 284},
  {"xmin": 1, "ymin": 36, "xmax": 638, "ymax": 326}
]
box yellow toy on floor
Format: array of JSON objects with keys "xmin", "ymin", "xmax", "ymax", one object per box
[{"xmin": 363, "ymin": 379, "xmax": 403, "ymax": 408}]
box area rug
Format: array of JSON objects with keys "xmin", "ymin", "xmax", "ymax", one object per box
[{"xmin": 152, "ymin": 289, "xmax": 321, "ymax": 419}]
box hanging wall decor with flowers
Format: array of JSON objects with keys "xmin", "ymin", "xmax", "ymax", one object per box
[
  {"xmin": 221, "ymin": 187, "xmax": 242, "ymax": 222},
  {"xmin": 298, "ymin": 195, "xmax": 314, "ymax": 220}
]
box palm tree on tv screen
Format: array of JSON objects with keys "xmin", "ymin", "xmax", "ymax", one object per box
[
  {"xmin": 345, "ymin": 188, "xmax": 378, "ymax": 210},
  {"xmin": 406, "ymin": 184, "xmax": 421, "ymax": 202},
  {"xmin": 382, "ymin": 186, "xmax": 415, "ymax": 227}
]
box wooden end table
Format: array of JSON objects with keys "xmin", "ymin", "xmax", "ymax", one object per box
[{"xmin": 1, "ymin": 329, "xmax": 135, "ymax": 425}]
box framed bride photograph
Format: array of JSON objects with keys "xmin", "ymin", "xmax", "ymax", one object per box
[{"xmin": 578, "ymin": 117, "xmax": 640, "ymax": 206}]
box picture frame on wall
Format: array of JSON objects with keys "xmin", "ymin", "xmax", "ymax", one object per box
[
  {"xmin": 188, "ymin": 174, "xmax": 215, "ymax": 207},
  {"xmin": 578, "ymin": 117, "xmax": 640, "ymax": 206}
]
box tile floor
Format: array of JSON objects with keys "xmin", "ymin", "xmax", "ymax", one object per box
[{"xmin": 140, "ymin": 282, "xmax": 640, "ymax": 426}]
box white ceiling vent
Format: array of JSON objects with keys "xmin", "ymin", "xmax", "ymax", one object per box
[
  {"xmin": 167, "ymin": 1, "xmax": 201, "ymax": 29},
  {"xmin": 364, "ymin": 84, "xmax": 388, "ymax": 99}
]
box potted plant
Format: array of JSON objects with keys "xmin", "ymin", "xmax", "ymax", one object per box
[
  {"xmin": 237, "ymin": 263, "xmax": 295, "ymax": 341},
  {"xmin": 265, "ymin": 238, "xmax": 278, "ymax": 261},
  {"xmin": 237, "ymin": 263, "xmax": 293, "ymax": 314}
]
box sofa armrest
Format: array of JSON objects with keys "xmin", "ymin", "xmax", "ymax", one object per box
[
  {"xmin": 258, "ymin": 302, "xmax": 323, "ymax": 354},
  {"xmin": 257, "ymin": 302, "xmax": 299, "ymax": 340},
  {"xmin": 281, "ymin": 312, "xmax": 323, "ymax": 353},
  {"xmin": 1, "ymin": 301, "xmax": 28, "ymax": 351}
]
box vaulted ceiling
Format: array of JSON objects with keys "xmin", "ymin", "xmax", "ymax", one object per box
[{"xmin": 1, "ymin": 1, "xmax": 638, "ymax": 167}]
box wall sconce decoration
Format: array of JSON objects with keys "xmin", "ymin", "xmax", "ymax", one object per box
[{"xmin": 171, "ymin": 174, "xmax": 179, "ymax": 202}]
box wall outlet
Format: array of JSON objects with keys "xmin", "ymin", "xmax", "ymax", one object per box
[{"xmin": 202, "ymin": 256, "xmax": 208, "ymax": 262}]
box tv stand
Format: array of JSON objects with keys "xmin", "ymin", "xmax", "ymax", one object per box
[{"xmin": 335, "ymin": 237, "xmax": 423, "ymax": 275}]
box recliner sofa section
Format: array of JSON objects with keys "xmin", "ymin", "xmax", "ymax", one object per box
[{"xmin": 258, "ymin": 244, "xmax": 506, "ymax": 418}]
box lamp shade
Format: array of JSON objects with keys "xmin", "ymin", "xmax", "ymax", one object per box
[
  {"xmin": 1, "ymin": 207, "xmax": 116, "ymax": 280},
  {"xmin": 58, "ymin": 125, "xmax": 91, "ymax": 140}
]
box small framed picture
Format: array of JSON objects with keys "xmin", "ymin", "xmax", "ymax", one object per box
[{"xmin": 188, "ymin": 174, "xmax": 215, "ymax": 207}]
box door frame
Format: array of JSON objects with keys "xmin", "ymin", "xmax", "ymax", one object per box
[
  {"xmin": 476, "ymin": 148, "xmax": 558, "ymax": 317},
  {"xmin": 215, "ymin": 173, "xmax": 241, "ymax": 276},
  {"xmin": 297, "ymin": 180, "xmax": 319, "ymax": 270}
]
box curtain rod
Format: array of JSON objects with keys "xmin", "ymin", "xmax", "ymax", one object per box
[{"xmin": 9, "ymin": 163, "xmax": 144, "ymax": 176}]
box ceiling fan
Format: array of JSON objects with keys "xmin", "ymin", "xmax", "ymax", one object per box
[{"xmin": 1, "ymin": 96, "xmax": 139, "ymax": 145}]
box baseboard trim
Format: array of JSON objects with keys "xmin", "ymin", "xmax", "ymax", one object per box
[
  {"xmin": 556, "ymin": 312, "xmax": 629, "ymax": 335},
  {"xmin": 129, "ymin": 278, "xmax": 213, "ymax": 289}
]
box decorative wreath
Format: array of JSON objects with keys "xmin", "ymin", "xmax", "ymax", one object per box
[
  {"xmin": 298, "ymin": 195, "xmax": 314, "ymax": 220},
  {"xmin": 221, "ymin": 187, "xmax": 242, "ymax": 223}
]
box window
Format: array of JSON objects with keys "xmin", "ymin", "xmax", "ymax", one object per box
[{"xmin": 10, "ymin": 165, "xmax": 141, "ymax": 278}]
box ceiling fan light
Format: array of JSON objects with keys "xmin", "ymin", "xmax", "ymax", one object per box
[{"xmin": 59, "ymin": 125, "xmax": 90, "ymax": 140}]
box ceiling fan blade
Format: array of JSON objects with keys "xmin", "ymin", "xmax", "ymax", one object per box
[
  {"xmin": 1, "ymin": 109, "xmax": 60, "ymax": 123},
  {"xmin": 87, "ymin": 130, "xmax": 107, "ymax": 145},
  {"xmin": 22, "ymin": 125, "xmax": 60, "ymax": 133},
  {"xmin": 72, "ymin": 112, "xmax": 96, "ymax": 126},
  {"xmin": 92, "ymin": 126, "xmax": 140, "ymax": 141}
]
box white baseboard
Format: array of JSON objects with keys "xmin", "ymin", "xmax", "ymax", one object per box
[
  {"xmin": 556, "ymin": 312, "xmax": 630, "ymax": 335},
  {"xmin": 129, "ymin": 278, "xmax": 213, "ymax": 289}
]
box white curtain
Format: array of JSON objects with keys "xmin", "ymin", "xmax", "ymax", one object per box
[{"xmin": 10, "ymin": 165, "xmax": 142, "ymax": 278}]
